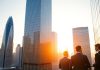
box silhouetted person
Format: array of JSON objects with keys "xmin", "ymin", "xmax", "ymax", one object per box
[
  {"xmin": 71, "ymin": 45, "xmax": 91, "ymax": 70},
  {"xmin": 93, "ymin": 43, "xmax": 100, "ymax": 70},
  {"xmin": 59, "ymin": 51, "xmax": 71, "ymax": 70}
]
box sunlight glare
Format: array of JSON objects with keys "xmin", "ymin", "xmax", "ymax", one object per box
[{"xmin": 52, "ymin": 0, "xmax": 74, "ymax": 56}]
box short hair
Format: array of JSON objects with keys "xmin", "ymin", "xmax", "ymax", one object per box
[
  {"xmin": 63, "ymin": 51, "xmax": 68, "ymax": 57},
  {"xmin": 95, "ymin": 43, "xmax": 100, "ymax": 50},
  {"xmin": 75, "ymin": 45, "xmax": 82, "ymax": 52}
]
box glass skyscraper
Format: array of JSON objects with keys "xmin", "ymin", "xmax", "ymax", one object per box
[
  {"xmin": 0, "ymin": 16, "xmax": 14, "ymax": 68},
  {"xmin": 91, "ymin": 0, "xmax": 100, "ymax": 43},
  {"xmin": 24, "ymin": 0, "xmax": 52, "ymax": 42},
  {"xmin": 23, "ymin": 0, "xmax": 52, "ymax": 70}
]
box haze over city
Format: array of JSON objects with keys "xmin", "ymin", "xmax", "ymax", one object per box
[
  {"xmin": 0, "ymin": 0, "xmax": 100, "ymax": 70},
  {"xmin": 0, "ymin": 0, "xmax": 95, "ymax": 55}
]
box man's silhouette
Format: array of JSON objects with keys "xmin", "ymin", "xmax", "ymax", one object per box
[
  {"xmin": 59, "ymin": 51, "xmax": 71, "ymax": 70},
  {"xmin": 93, "ymin": 43, "xmax": 100, "ymax": 70},
  {"xmin": 71, "ymin": 45, "xmax": 91, "ymax": 70}
]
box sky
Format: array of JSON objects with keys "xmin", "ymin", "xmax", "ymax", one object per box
[
  {"xmin": 53, "ymin": 0, "xmax": 95, "ymax": 55},
  {"xmin": 0, "ymin": 0, "xmax": 95, "ymax": 56}
]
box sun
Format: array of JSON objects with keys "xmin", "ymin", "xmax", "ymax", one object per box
[
  {"xmin": 56, "ymin": 31, "xmax": 74, "ymax": 56},
  {"xmin": 52, "ymin": 0, "xmax": 74, "ymax": 56},
  {"xmin": 57, "ymin": 33, "xmax": 68, "ymax": 53}
]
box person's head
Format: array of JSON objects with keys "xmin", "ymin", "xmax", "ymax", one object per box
[
  {"xmin": 95, "ymin": 43, "xmax": 100, "ymax": 51},
  {"xmin": 75, "ymin": 45, "xmax": 82, "ymax": 53},
  {"xmin": 63, "ymin": 51, "xmax": 68, "ymax": 57}
]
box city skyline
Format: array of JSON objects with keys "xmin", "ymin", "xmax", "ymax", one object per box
[
  {"xmin": 0, "ymin": 1, "xmax": 100, "ymax": 70},
  {"xmin": 0, "ymin": 0, "xmax": 95, "ymax": 55}
]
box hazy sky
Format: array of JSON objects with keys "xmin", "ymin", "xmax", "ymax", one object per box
[
  {"xmin": 52, "ymin": 0, "xmax": 94, "ymax": 53},
  {"xmin": 0, "ymin": 0, "xmax": 95, "ymax": 54}
]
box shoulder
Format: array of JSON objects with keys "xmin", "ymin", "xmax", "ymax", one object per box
[
  {"xmin": 71, "ymin": 55, "xmax": 75, "ymax": 59},
  {"xmin": 95, "ymin": 52, "xmax": 100, "ymax": 57},
  {"xmin": 60, "ymin": 57, "xmax": 64, "ymax": 62},
  {"xmin": 95, "ymin": 53, "xmax": 98, "ymax": 56},
  {"xmin": 60, "ymin": 57, "xmax": 70, "ymax": 63},
  {"xmin": 98, "ymin": 51, "xmax": 100, "ymax": 55},
  {"xmin": 95, "ymin": 52, "xmax": 100, "ymax": 56},
  {"xmin": 71, "ymin": 54, "xmax": 77, "ymax": 59},
  {"xmin": 72, "ymin": 54, "xmax": 77, "ymax": 57},
  {"xmin": 83, "ymin": 54, "xmax": 88, "ymax": 58},
  {"xmin": 83, "ymin": 54, "xmax": 89, "ymax": 61},
  {"xmin": 83, "ymin": 54, "xmax": 87, "ymax": 57},
  {"xmin": 60, "ymin": 57, "xmax": 68, "ymax": 61}
]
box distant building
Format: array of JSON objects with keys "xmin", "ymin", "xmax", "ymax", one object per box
[
  {"xmin": 51, "ymin": 32, "xmax": 58, "ymax": 61},
  {"xmin": 0, "ymin": 16, "xmax": 14, "ymax": 68},
  {"xmin": 51, "ymin": 32, "xmax": 58, "ymax": 70},
  {"xmin": 23, "ymin": 0, "xmax": 52, "ymax": 70},
  {"xmin": 90, "ymin": 0, "xmax": 100, "ymax": 43},
  {"xmin": 12, "ymin": 52, "xmax": 16, "ymax": 67},
  {"xmin": 14, "ymin": 44, "xmax": 22, "ymax": 68},
  {"xmin": 73, "ymin": 27, "xmax": 92, "ymax": 64},
  {"xmin": 0, "ymin": 49, "xmax": 2, "ymax": 67}
]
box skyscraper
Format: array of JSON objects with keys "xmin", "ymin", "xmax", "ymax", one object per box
[
  {"xmin": 23, "ymin": 0, "xmax": 52, "ymax": 70},
  {"xmin": 90, "ymin": 0, "xmax": 100, "ymax": 43},
  {"xmin": 73, "ymin": 27, "xmax": 92, "ymax": 64},
  {"xmin": 0, "ymin": 16, "xmax": 14, "ymax": 68},
  {"xmin": 13, "ymin": 44, "xmax": 22, "ymax": 69}
]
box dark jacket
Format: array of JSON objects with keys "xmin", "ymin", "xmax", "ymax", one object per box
[
  {"xmin": 71, "ymin": 53, "xmax": 91, "ymax": 70},
  {"xmin": 59, "ymin": 57, "xmax": 71, "ymax": 70},
  {"xmin": 94, "ymin": 51, "xmax": 100, "ymax": 70}
]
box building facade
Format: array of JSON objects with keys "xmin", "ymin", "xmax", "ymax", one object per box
[
  {"xmin": 0, "ymin": 16, "xmax": 14, "ymax": 68},
  {"xmin": 23, "ymin": 0, "xmax": 53, "ymax": 70},
  {"xmin": 73, "ymin": 27, "xmax": 92, "ymax": 64},
  {"xmin": 90, "ymin": 0, "xmax": 100, "ymax": 43}
]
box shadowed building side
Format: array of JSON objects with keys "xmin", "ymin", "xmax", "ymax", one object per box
[{"xmin": 0, "ymin": 16, "xmax": 14, "ymax": 68}]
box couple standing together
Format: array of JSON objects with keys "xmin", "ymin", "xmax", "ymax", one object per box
[{"xmin": 59, "ymin": 44, "xmax": 100, "ymax": 70}]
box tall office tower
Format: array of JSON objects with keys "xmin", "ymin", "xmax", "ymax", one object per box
[
  {"xmin": 23, "ymin": 0, "xmax": 52, "ymax": 70},
  {"xmin": 0, "ymin": 16, "xmax": 14, "ymax": 68},
  {"xmin": 73, "ymin": 27, "xmax": 92, "ymax": 64},
  {"xmin": 90, "ymin": 0, "xmax": 100, "ymax": 43}
]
